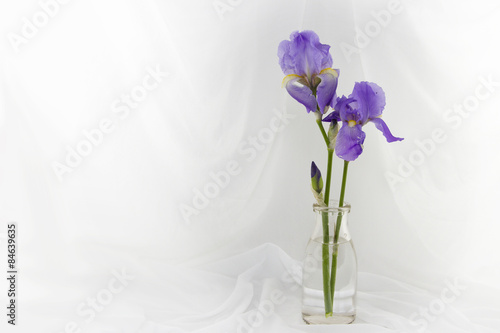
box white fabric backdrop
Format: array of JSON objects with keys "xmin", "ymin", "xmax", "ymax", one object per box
[{"xmin": 1, "ymin": 0, "xmax": 500, "ymax": 332}]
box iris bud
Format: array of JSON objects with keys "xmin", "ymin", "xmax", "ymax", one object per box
[{"xmin": 311, "ymin": 161, "xmax": 324, "ymax": 194}]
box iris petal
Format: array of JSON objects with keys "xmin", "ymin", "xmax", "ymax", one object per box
[
  {"xmin": 284, "ymin": 76, "xmax": 317, "ymax": 113},
  {"xmin": 370, "ymin": 118, "xmax": 404, "ymax": 142},
  {"xmin": 335, "ymin": 124, "xmax": 366, "ymax": 161},
  {"xmin": 278, "ymin": 39, "xmax": 295, "ymax": 76},
  {"xmin": 278, "ymin": 31, "xmax": 332, "ymax": 78},
  {"xmin": 329, "ymin": 69, "xmax": 340, "ymax": 108},
  {"xmin": 323, "ymin": 110, "xmax": 341, "ymax": 122},
  {"xmin": 350, "ymin": 82, "xmax": 386, "ymax": 124},
  {"xmin": 334, "ymin": 96, "xmax": 360, "ymax": 123},
  {"xmin": 316, "ymin": 68, "xmax": 339, "ymax": 114}
]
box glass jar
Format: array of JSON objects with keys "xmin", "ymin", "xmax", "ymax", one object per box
[{"xmin": 302, "ymin": 201, "xmax": 357, "ymax": 324}]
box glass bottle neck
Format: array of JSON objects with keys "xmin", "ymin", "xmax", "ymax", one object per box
[{"xmin": 311, "ymin": 202, "xmax": 351, "ymax": 244}]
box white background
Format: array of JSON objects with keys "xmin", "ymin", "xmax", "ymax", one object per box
[{"xmin": 1, "ymin": 0, "xmax": 500, "ymax": 332}]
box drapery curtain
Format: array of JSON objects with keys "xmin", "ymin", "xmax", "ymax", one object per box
[{"xmin": 1, "ymin": 0, "xmax": 499, "ymax": 332}]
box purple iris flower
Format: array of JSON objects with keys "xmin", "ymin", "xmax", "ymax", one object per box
[
  {"xmin": 323, "ymin": 82, "xmax": 404, "ymax": 161},
  {"xmin": 278, "ymin": 31, "xmax": 339, "ymax": 114}
]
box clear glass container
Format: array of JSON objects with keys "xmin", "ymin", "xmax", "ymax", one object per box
[{"xmin": 302, "ymin": 201, "xmax": 357, "ymax": 324}]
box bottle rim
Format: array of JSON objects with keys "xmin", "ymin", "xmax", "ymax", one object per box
[{"xmin": 312, "ymin": 200, "xmax": 351, "ymax": 214}]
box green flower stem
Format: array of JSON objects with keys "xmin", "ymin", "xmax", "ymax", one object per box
[
  {"xmin": 324, "ymin": 149, "xmax": 334, "ymax": 204},
  {"xmin": 320, "ymin": 148, "xmax": 334, "ymax": 316},
  {"xmin": 330, "ymin": 160, "xmax": 349, "ymax": 303},
  {"xmin": 315, "ymin": 118, "xmax": 334, "ymax": 316},
  {"xmin": 321, "ymin": 215, "xmax": 332, "ymax": 316},
  {"xmin": 316, "ymin": 119, "xmax": 330, "ymax": 147}
]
